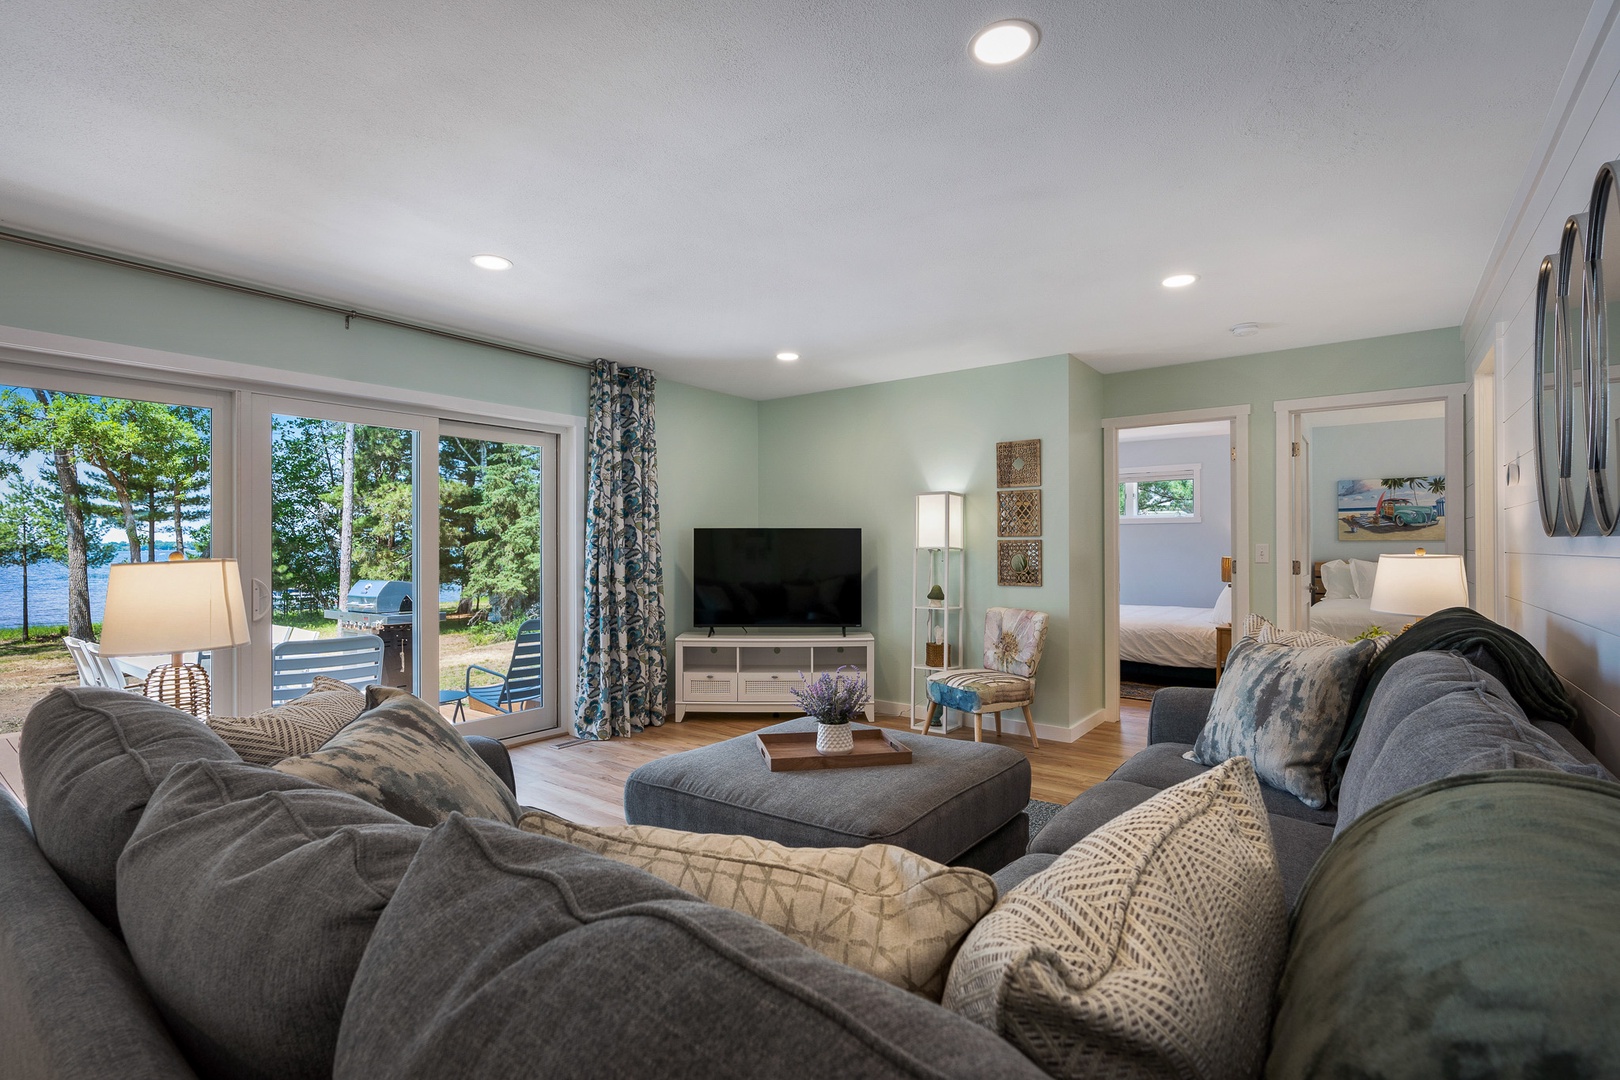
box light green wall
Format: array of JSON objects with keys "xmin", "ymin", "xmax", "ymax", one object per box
[
  {"xmin": 1, "ymin": 239, "xmax": 1468, "ymax": 723},
  {"xmin": 757, "ymin": 355, "xmax": 1095, "ymax": 733},
  {"xmin": 0, "ymin": 241, "xmax": 588, "ymax": 414},
  {"xmin": 1101, "ymin": 327, "xmax": 1465, "ymax": 617},
  {"xmin": 655, "ymin": 378, "xmax": 761, "ymax": 683}
]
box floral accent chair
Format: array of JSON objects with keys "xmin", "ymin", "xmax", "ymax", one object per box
[{"xmin": 924, "ymin": 607, "xmax": 1049, "ymax": 746}]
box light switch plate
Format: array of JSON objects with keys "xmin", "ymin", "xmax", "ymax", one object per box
[{"xmin": 1255, "ymin": 543, "xmax": 1270, "ymax": 564}]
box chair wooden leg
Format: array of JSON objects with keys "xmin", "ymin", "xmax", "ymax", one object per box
[
  {"xmin": 994, "ymin": 711, "xmax": 1003, "ymax": 739},
  {"xmin": 1022, "ymin": 704, "xmax": 1039, "ymax": 748},
  {"xmin": 973, "ymin": 712, "xmax": 984, "ymax": 742}
]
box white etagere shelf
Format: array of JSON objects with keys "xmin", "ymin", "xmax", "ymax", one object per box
[{"xmin": 911, "ymin": 492, "xmax": 965, "ymax": 734}]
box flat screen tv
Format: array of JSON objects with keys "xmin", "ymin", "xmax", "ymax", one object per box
[{"xmin": 693, "ymin": 528, "xmax": 862, "ymax": 628}]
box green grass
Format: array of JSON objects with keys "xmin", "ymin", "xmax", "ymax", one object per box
[{"xmin": 0, "ymin": 624, "xmax": 86, "ymax": 645}]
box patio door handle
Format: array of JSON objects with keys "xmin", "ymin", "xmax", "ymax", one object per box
[{"xmin": 251, "ymin": 579, "xmax": 272, "ymax": 621}]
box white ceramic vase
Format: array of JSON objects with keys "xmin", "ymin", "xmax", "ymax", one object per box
[{"xmin": 816, "ymin": 721, "xmax": 854, "ymax": 755}]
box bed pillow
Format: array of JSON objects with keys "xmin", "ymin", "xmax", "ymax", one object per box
[
  {"xmin": 1319, "ymin": 560, "xmax": 1354, "ymax": 600},
  {"xmin": 520, "ymin": 809, "xmax": 996, "ymax": 999},
  {"xmin": 943, "ymin": 758, "xmax": 1285, "ymax": 1080},
  {"xmin": 207, "ymin": 676, "xmax": 366, "ymax": 765},
  {"xmin": 1212, "ymin": 584, "xmax": 1233, "ymax": 624},
  {"xmin": 1350, "ymin": 558, "xmax": 1379, "ymax": 599},
  {"xmin": 1189, "ymin": 615, "xmax": 1382, "ymax": 808}
]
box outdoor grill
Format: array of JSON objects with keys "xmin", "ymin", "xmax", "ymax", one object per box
[{"xmin": 325, "ymin": 580, "xmax": 415, "ymax": 691}]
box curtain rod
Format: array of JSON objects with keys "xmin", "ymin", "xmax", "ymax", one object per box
[{"xmin": 0, "ymin": 229, "xmax": 596, "ymax": 372}]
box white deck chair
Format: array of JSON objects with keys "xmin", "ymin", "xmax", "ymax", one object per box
[
  {"xmin": 271, "ymin": 634, "xmax": 384, "ymax": 706},
  {"xmin": 63, "ymin": 637, "xmax": 101, "ymax": 687}
]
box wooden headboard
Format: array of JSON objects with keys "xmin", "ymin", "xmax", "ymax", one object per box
[{"xmin": 1309, "ymin": 561, "xmax": 1327, "ymax": 605}]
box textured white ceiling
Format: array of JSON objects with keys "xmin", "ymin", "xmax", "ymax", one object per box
[{"xmin": 0, "ymin": 0, "xmax": 1591, "ymax": 399}]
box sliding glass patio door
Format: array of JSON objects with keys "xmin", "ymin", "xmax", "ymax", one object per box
[
  {"xmin": 244, "ymin": 398, "xmax": 560, "ymax": 739},
  {"xmin": 437, "ymin": 422, "xmax": 560, "ymax": 739}
]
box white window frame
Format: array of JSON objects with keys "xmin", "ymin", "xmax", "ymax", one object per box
[
  {"xmin": 0, "ymin": 324, "xmax": 585, "ymax": 736},
  {"xmin": 1119, "ymin": 464, "xmax": 1202, "ymax": 523}
]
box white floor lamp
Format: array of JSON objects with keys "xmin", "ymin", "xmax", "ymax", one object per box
[{"xmin": 98, "ymin": 555, "xmax": 251, "ymax": 720}]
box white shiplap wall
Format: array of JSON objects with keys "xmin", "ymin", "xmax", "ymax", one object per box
[{"xmin": 1463, "ymin": 1, "xmax": 1620, "ymax": 767}]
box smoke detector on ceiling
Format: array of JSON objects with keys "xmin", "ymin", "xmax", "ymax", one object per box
[{"xmin": 1229, "ymin": 322, "xmax": 1260, "ymax": 337}]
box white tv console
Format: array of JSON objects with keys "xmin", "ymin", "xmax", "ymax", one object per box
[{"xmin": 673, "ymin": 629, "xmax": 876, "ymax": 723}]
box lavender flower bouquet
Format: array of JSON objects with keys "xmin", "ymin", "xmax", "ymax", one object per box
[{"xmin": 790, "ymin": 666, "xmax": 872, "ymax": 725}]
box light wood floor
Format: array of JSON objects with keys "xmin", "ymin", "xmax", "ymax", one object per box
[
  {"xmin": 509, "ymin": 702, "xmax": 1148, "ymax": 826},
  {"xmin": 0, "ymin": 700, "xmax": 1150, "ymax": 818}
]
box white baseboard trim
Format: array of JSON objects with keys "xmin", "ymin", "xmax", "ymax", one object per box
[{"xmin": 875, "ymin": 700, "xmax": 1107, "ymax": 744}]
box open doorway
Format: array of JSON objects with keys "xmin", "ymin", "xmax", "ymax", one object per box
[
  {"xmin": 1103, "ymin": 406, "xmax": 1251, "ymax": 720},
  {"xmin": 1274, "ymin": 385, "xmax": 1466, "ymax": 634}
]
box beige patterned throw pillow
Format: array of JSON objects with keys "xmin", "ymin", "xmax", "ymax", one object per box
[
  {"xmin": 207, "ymin": 676, "xmax": 366, "ymax": 765},
  {"xmin": 519, "ymin": 809, "xmax": 997, "ymax": 999},
  {"xmin": 942, "ymin": 758, "xmax": 1286, "ymax": 1080}
]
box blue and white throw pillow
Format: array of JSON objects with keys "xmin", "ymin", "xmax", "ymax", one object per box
[{"xmin": 1190, "ymin": 615, "xmax": 1387, "ymax": 809}]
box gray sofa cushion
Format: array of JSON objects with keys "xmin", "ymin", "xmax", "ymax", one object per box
[
  {"xmin": 992, "ymin": 852, "xmax": 1057, "ymax": 894},
  {"xmin": 0, "ymin": 787, "xmax": 198, "ymax": 1080},
  {"xmin": 335, "ymin": 814, "xmax": 1049, "ymax": 1080},
  {"xmin": 1270, "ymin": 772, "xmax": 1620, "ymax": 1076},
  {"xmin": 1027, "ymin": 777, "xmax": 1332, "ymax": 907},
  {"xmin": 1111, "ymin": 744, "xmax": 1339, "ymax": 826},
  {"xmin": 118, "ymin": 759, "xmax": 427, "ymax": 1080},
  {"xmin": 1336, "ymin": 652, "xmax": 1611, "ymax": 834},
  {"xmin": 18, "ymin": 687, "xmax": 241, "ymax": 931},
  {"xmin": 1028, "ymin": 780, "xmax": 1164, "ymax": 856},
  {"xmin": 623, "ymin": 717, "xmax": 1030, "ymax": 865},
  {"xmin": 273, "ymin": 686, "xmax": 521, "ymax": 827}
]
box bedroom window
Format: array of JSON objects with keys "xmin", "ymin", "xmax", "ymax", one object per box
[{"xmin": 1119, "ymin": 464, "xmax": 1201, "ymax": 522}]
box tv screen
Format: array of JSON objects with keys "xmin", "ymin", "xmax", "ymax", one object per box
[{"xmin": 693, "ymin": 528, "xmax": 862, "ymax": 628}]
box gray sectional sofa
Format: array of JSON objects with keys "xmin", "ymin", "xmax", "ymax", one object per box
[
  {"xmin": 4, "ymin": 635, "xmax": 1616, "ymax": 1080},
  {"xmin": 997, "ymin": 648, "xmax": 1611, "ymax": 904}
]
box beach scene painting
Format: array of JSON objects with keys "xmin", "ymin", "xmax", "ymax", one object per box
[{"xmin": 1336, "ymin": 476, "xmax": 1446, "ymax": 542}]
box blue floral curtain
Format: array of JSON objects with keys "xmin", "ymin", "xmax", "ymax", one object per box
[{"xmin": 574, "ymin": 360, "xmax": 667, "ymax": 739}]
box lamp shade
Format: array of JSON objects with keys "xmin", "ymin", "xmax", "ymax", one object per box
[
  {"xmin": 98, "ymin": 558, "xmax": 251, "ymax": 657},
  {"xmin": 916, "ymin": 492, "xmax": 964, "ymax": 549},
  {"xmin": 1367, "ymin": 553, "xmax": 1469, "ymax": 618}
]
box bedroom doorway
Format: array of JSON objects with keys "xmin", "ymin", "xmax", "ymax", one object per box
[
  {"xmin": 1102, "ymin": 406, "xmax": 1251, "ymax": 722},
  {"xmin": 1273, "ymin": 384, "xmax": 1466, "ymax": 634}
]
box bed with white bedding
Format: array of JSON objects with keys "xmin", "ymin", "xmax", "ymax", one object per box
[
  {"xmin": 1119, "ymin": 604, "xmax": 1219, "ymax": 669},
  {"xmin": 1307, "ymin": 597, "xmax": 1383, "ymax": 640},
  {"xmin": 1307, "ymin": 558, "xmax": 1387, "ymax": 639}
]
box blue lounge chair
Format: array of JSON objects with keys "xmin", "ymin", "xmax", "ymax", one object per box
[
  {"xmin": 464, "ymin": 619, "xmax": 544, "ymax": 714},
  {"xmin": 272, "ymin": 634, "xmax": 384, "ymax": 706}
]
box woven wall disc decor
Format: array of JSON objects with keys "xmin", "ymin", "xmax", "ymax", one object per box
[
  {"xmin": 996, "ymin": 439, "xmax": 1042, "ymax": 488},
  {"xmin": 997, "ymin": 489, "xmax": 1041, "ymax": 537},
  {"xmin": 997, "ymin": 539, "xmax": 1043, "ymax": 587}
]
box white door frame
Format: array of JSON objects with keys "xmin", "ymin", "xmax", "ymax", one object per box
[
  {"xmin": 1273, "ymin": 383, "xmax": 1467, "ymax": 631},
  {"xmin": 1472, "ymin": 333, "xmax": 1502, "ymax": 620},
  {"xmin": 1102, "ymin": 404, "xmax": 1251, "ymax": 722}
]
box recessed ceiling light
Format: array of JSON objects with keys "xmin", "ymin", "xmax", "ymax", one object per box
[
  {"xmin": 471, "ymin": 254, "xmax": 513, "ymax": 270},
  {"xmin": 1230, "ymin": 322, "xmax": 1260, "ymax": 337},
  {"xmin": 1161, "ymin": 273, "xmax": 1198, "ymax": 288},
  {"xmin": 970, "ymin": 20, "xmax": 1039, "ymax": 66},
  {"xmin": 776, "ymin": 352, "xmax": 800, "ymax": 362}
]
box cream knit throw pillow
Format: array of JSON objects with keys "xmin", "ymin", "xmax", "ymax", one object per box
[
  {"xmin": 942, "ymin": 758, "xmax": 1286, "ymax": 1080},
  {"xmin": 519, "ymin": 810, "xmax": 996, "ymax": 999}
]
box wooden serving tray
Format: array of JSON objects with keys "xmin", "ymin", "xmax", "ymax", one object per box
[{"xmin": 756, "ymin": 729, "xmax": 914, "ymax": 771}]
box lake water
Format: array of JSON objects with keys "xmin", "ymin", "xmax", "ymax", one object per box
[{"xmin": 0, "ymin": 551, "xmax": 460, "ymax": 630}]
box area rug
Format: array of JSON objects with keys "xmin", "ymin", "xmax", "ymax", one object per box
[
  {"xmin": 1120, "ymin": 681, "xmax": 1160, "ymax": 701},
  {"xmin": 1026, "ymin": 799, "xmax": 1063, "ymax": 841}
]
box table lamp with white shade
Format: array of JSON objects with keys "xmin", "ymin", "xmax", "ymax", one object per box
[
  {"xmin": 98, "ymin": 555, "xmax": 251, "ymax": 720},
  {"xmin": 1368, "ymin": 549, "xmax": 1470, "ymax": 631}
]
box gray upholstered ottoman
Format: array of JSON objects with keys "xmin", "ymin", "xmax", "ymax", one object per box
[{"xmin": 623, "ymin": 717, "xmax": 1032, "ymax": 873}]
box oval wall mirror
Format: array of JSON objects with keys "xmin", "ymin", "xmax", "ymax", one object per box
[
  {"xmin": 1587, "ymin": 162, "xmax": 1620, "ymax": 534},
  {"xmin": 1534, "ymin": 253, "xmax": 1562, "ymax": 536},
  {"xmin": 1558, "ymin": 211, "xmax": 1590, "ymax": 534}
]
